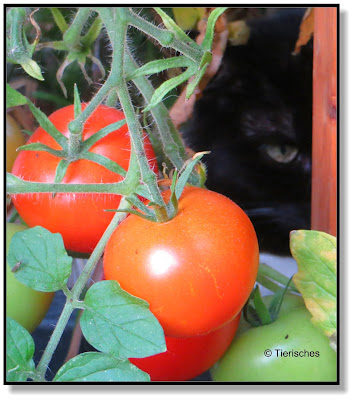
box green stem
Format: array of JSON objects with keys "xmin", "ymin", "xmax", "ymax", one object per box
[
  {"xmin": 126, "ymin": 9, "xmax": 203, "ymax": 63},
  {"xmin": 36, "ymin": 301, "xmax": 75, "ymax": 379},
  {"xmin": 71, "ymin": 200, "xmax": 129, "ymax": 297},
  {"xmin": 36, "ymin": 203, "xmax": 128, "ymax": 379},
  {"xmin": 102, "ymin": 9, "xmax": 165, "ymax": 209},
  {"xmin": 63, "ymin": 8, "xmax": 92, "ymax": 50},
  {"xmin": 7, "ymin": 173, "xmax": 128, "ymax": 195}
]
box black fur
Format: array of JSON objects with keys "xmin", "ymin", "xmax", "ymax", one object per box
[{"xmin": 183, "ymin": 9, "xmax": 313, "ymax": 255}]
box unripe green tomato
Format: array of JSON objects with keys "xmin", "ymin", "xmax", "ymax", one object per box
[
  {"xmin": 211, "ymin": 294, "xmax": 337, "ymax": 382},
  {"xmin": 6, "ymin": 114, "xmax": 26, "ymax": 173},
  {"xmin": 6, "ymin": 223, "xmax": 55, "ymax": 333}
]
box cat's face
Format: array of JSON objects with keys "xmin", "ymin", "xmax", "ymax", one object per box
[{"xmin": 182, "ymin": 11, "xmax": 313, "ymax": 254}]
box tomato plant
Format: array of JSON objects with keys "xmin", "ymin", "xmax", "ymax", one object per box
[
  {"xmin": 130, "ymin": 313, "xmax": 240, "ymax": 381},
  {"xmin": 104, "ymin": 186, "xmax": 259, "ymax": 338},
  {"xmin": 11, "ymin": 104, "xmax": 158, "ymax": 254},
  {"xmin": 211, "ymin": 294, "xmax": 337, "ymax": 382},
  {"xmin": 6, "ymin": 223, "xmax": 54, "ymax": 333},
  {"xmin": 6, "ymin": 114, "xmax": 26, "ymax": 172}
]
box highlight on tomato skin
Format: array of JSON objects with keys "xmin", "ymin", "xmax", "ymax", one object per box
[
  {"xmin": 104, "ymin": 186, "xmax": 259, "ymax": 338},
  {"xmin": 10, "ymin": 104, "xmax": 158, "ymax": 254},
  {"xmin": 130, "ymin": 313, "xmax": 241, "ymax": 381}
]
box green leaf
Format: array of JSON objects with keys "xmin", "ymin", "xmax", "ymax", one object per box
[
  {"xmin": 290, "ymin": 230, "xmax": 337, "ymax": 339},
  {"xmin": 144, "ymin": 67, "xmax": 195, "ymax": 112},
  {"xmin": 201, "ymin": 7, "xmax": 228, "ymax": 50},
  {"xmin": 21, "ymin": 58, "xmax": 44, "ymax": 81},
  {"xmin": 7, "ymin": 226, "xmax": 72, "ymax": 292},
  {"xmin": 51, "ymin": 8, "xmax": 69, "ymax": 33},
  {"xmin": 27, "ymin": 101, "xmax": 68, "ymax": 150},
  {"xmin": 17, "ymin": 143, "xmax": 64, "ymax": 158},
  {"xmin": 54, "ymin": 352, "xmax": 149, "ymax": 382},
  {"xmin": 6, "ymin": 317, "xmax": 35, "ymax": 382},
  {"xmin": 6, "ymin": 84, "xmax": 28, "ymax": 109},
  {"xmin": 127, "ymin": 56, "xmax": 190, "ymax": 80},
  {"xmin": 80, "ymin": 280, "xmax": 166, "ymax": 358}
]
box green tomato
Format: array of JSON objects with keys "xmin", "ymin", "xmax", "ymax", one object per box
[
  {"xmin": 211, "ymin": 294, "xmax": 337, "ymax": 382},
  {"xmin": 6, "ymin": 114, "xmax": 26, "ymax": 173},
  {"xmin": 6, "ymin": 223, "xmax": 55, "ymax": 333}
]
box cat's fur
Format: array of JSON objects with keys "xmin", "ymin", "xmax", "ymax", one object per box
[{"xmin": 183, "ymin": 9, "xmax": 313, "ymax": 254}]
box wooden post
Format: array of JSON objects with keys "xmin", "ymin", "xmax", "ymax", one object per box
[{"xmin": 311, "ymin": 7, "xmax": 337, "ymax": 236}]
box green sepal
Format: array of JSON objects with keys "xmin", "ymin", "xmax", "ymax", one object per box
[
  {"xmin": 21, "ymin": 58, "xmax": 44, "ymax": 81},
  {"xmin": 127, "ymin": 56, "xmax": 191, "ymax": 81},
  {"xmin": 185, "ymin": 62, "xmax": 208, "ymax": 100},
  {"xmin": 27, "ymin": 101, "xmax": 68, "ymax": 150},
  {"xmin": 244, "ymin": 276, "xmax": 294, "ymax": 327},
  {"xmin": 82, "ymin": 152, "xmax": 126, "ymax": 177},
  {"xmin": 54, "ymin": 159, "xmax": 71, "ymax": 184},
  {"xmin": 81, "ymin": 16, "xmax": 103, "ymax": 48},
  {"xmin": 73, "ymin": 84, "xmax": 82, "ymax": 118},
  {"xmin": 6, "ymin": 84, "xmax": 27, "ymax": 109},
  {"xmin": 154, "ymin": 7, "xmax": 199, "ymax": 50},
  {"xmin": 80, "ymin": 119, "xmax": 127, "ymax": 152},
  {"xmin": 175, "ymin": 152, "xmax": 208, "ymax": 200},
  {"xmin": 17, "ymin": 143, "xmax": 64, "ymax": 158},
  {"xmin": 51, "ymin": 8, "xmax": 69, "ymax": 33},
  {"xmin": 144, "ymin": 67, "xmax": 195, "ymax": 112}
]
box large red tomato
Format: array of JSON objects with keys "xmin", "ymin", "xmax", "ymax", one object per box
[
  {"xmin": 104, "ymin": 186, "xmax": 259, "ymax": 337},
  {"xmin": 11, "ymin": 104, "xmax": 157, "ymax": 254},
  {"xmin": 130, "ymin": 313, "xmax": 241, "ymax": 381}
]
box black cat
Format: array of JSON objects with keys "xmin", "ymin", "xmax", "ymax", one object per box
[{"xmin": 183, "ymin": 8, "xmax": 313, "ymax": 255}]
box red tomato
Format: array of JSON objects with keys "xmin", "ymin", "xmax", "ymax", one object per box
[
  {"xmin": 130, "ymin": 313, "xmax": 241, "ymax": 381},
  {"xmin": 11, "ymin": 104, "xmax": 157, "ymax": 254},
  {"xmin": 104, "ymin": 186, "xmax": 259, "ymax": 337}
]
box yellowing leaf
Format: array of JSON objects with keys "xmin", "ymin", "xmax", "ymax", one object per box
[{"xmin": 290, "ymin": 230, "xmax": 336, "ymax": 341}]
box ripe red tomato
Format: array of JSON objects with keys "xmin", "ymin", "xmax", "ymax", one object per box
[
  {"xmin": 104, "ymin": 186, "xmax": 259, "ymax": 337},
  {"xmin": 130, "ymin": 313, "xmax": 241, "ymax": 381},
  {"xmin": 11, "ymin": 104, "xmax": 157, "ymax": 254}
]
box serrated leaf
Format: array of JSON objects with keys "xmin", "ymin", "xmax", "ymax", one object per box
[
  {"xmin": 21, "ymin": 58, "xmax": 44, "ymax": 81},
  {"xmin": 6, "ymin": 317, "xmax": 35, "ymax": 382},
  {"xmin": 290, "ymin": 230, "xmax": 337, "ymax": 338},
  {"xmin": 54, "ymin": 352, "xmax": 149, "ymax": 382},
  {"xmin": 127, "ymin": 56, "xmax": 190, "ymax": 80},
  {"xmin": 7, "ymin": 226, "xmax": 72, "ymax": 292},
  {"xmin": 144, "ymin": 67, "xmax": 195, "ymax": 112},
  {"xmin": 80, "ymin": 280, "xmax": 166, "ymax": 359},
  {"xmin": 201, "ymin": 7, "xmax": 228, "ymax": 51},
  {"xmin": 6, "ymin": 84, "xmax": 28, "ymax": 108}
]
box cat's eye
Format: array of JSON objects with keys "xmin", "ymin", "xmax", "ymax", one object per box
[{"xmin": 263, "ymin": 144, "xmax": 299, "ymax": 163}]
